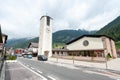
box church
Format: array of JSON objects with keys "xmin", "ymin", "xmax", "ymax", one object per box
[
  {"xmin": 66, "ymin": 35, "xmax": 117, "ymax": 58},
  {"xmin": 38, "ymin": 15, "xmax": 117, "ymax": 61},
  {"xmin": 52, "ymin": 34, "xmax": 117, "ymax": 62}
]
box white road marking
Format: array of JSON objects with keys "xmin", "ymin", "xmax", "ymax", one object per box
[
  {"xmin": 31, "ymin": 67, "xmax": 34, "ymax": 69},
  {"xmin": 18, "ymin": 62, "xmax": 47, "ymax": 80},
  {"xmin": 48, "ymin": 76, "xmax": 56, "ymax": 80},
  {"xmin": 37, "ymin": 70, "xmax": 43, "ymax": 74},
  {"xmin": 26, "ymin": 65, "xmax": 29, "ymax": 67},
  {"xmin": 83, "ymin": 70, "xmax": 96, "ymax": 74}
]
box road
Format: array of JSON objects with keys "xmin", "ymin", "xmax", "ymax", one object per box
[
  {"xmin": 5, "ymin": 62, "xmax": 43, "ymax": 80},
  {"xmin": 17, "ymin": 57, "xmax": 116, "ymax": 80}
]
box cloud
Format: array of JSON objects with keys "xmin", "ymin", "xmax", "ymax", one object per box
[{"xmin": 0, "ymin": 0, "xmax": 120, "ymax": 39}]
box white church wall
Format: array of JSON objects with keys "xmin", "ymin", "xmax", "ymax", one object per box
[{"xmin": 67, "ymin": 37, "xmax": 104, "ymax": 50}]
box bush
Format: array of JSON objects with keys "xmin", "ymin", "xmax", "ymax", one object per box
[
  {"xmin": 4, "ymin": 54, "xmax": 17, "ymax": 60},
  {"xmin": 9, "ymin": 56, "xmax": 17, "ymax": 60},
  {"xmin": 106, "ymin": 53, "xmax": 112, "ymax": 60}
]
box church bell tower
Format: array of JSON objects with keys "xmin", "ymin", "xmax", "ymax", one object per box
[{"xmin": 38, "ymin": 16, "xmax": 52, "ymax": 57}]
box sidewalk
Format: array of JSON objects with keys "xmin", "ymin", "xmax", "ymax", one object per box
[
  {"xmin": 46, "ymin": 57, "xmax": 120, "ymax": 77},
  {"xmin": 47, "ymin": 57, "xmax": 120, "ymax": 71},
  {"xmin": 5, "ymin": 61, "xmax": 42, "ymax": 80},
  {"xmin": 32, "ymin": 57, "xmax": 120, "ymax": 71},
  {"xmin": 31, "ymin": 57, "xmax": 120, "ymax": 78}
]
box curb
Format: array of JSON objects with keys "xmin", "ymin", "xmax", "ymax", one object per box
[{"xmin": 6, "ymin": 60, "xmax": 17, "ymax": 63}]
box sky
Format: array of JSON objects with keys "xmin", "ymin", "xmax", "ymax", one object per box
[{"xmin": 0, "ymin": 0, "xmax": 120, "ymax": 39}]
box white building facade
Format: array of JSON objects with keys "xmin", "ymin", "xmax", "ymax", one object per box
[{"xmin": 66, "ymin": 35, "xmax": 117, "ymax": 58}]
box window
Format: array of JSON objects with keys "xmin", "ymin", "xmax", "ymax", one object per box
[
  {"xmin": 83, "ymin": 40, "xmax": 89, "ymax": 46},
  {"xmin": 47, "ymin": 16, "xmax": 50, "ymax": 26}
]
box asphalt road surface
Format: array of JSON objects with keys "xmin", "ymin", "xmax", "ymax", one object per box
[
  {"xmin": 5, "ymin": 62, "xmax": 43, "ymax": 80},
  {"xmin": 17, "ymin": 58, "xmax": 116, "ymax": 80}
]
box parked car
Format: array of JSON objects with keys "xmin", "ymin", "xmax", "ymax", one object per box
[
  {"xmin": 27, "ymin": 54, "xmax": 32, "ymax": 59},
  {"xmin": 38, "ymin": 55, "xmax": 48, "ymax": 61},
  {"xmin": 23, "ymin": 54, "xmax": 32, "ymax": 59},
  {"xmin": 23, "ymin": 54, "xmax": 28, "ymax": 58}
]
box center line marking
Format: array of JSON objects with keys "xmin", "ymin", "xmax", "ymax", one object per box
[
  {"xmin": 37, "ymin": 70, "xmax": 43, "ymax": 74},
  {"xmin": 26, "ymin": 65, "xmax": 29, "ymax": 67},
  {"xmin": 48, "ymin": 76, "xmax": 56, "ymax": 80},
  {"xmin": 31, "ymin": 67, "xmax": 35, "ymax": 70}
]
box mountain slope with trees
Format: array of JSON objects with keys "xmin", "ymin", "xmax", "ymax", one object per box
[
  {"xmin": 6, "ymin": 29, "xmax": 97, "ymax": 48},
  {"xmin": 96, "ymin": 16, "xmax": 120, "ymax": 49},
  {"xmin": 96, "ymin": 16, "xmax": 120, "ymax": 41}
]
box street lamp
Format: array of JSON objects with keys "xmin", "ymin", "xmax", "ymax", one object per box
[{"xmin": 102, "ymin": 37, "xmax": 108, "ymax": 69}]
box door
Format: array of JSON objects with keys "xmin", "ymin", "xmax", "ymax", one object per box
[{"xmin": 44, "ymin": 51, "xmax": 49, "ymax": 57}]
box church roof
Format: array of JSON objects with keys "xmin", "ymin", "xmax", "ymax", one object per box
[
  {"xmin": 28, "ymin": 42, "xmax": 38, "ymax": 48},
  {"xmin": 66, "ymin": 35, "xmax": 114, "ymax": 45}
]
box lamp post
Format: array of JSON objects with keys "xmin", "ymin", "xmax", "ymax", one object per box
[
  {"xmin": 104, "ymin": 51, "xmax": 108, "ymax": 69},
  {"xmin": 102, "ymin": 37, "xmax": 108, "ymax": 69},
  {"xmin": 72, "ymin": 52, "xmax": 74, "ymax": 64}
]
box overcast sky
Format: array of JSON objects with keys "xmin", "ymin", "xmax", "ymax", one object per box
[{"xmin": 0, "ymin": 0, "xmax": 120, "ymax": 39}]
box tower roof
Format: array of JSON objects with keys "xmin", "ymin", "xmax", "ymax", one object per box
[{"xmin": 40, "ymin": 15, "xmax": 53, "ymax": 20}]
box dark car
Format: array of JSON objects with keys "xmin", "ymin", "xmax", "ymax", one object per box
[{"xmin": 38, "ymin": 55, "xmax": 48, "ymax": 61}]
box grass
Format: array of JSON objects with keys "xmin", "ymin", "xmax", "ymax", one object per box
[
  {"xmin": 5, "ymin": 54, "xmax": 17, "ymax": 60},
  {"xmin": 116, "ymin": 41, "xmax": 120, "ymax": 50},
  {"xmin": 53, "ymin": 43, "xmax": 65, "ymax": 49}
]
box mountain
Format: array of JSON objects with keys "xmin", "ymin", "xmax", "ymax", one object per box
[
  {"xmin": 53, "ymin": 29, "xmax": 96, "ymax": 43},
  {"xmin": 6, "ymin": 38, "xmax": 29, "ymax": 48},
  {"xmin": 96, "ymin": 16, "xmax": 120, "ymax": 41},
  {"xmin": 6, "ymin": 37, "xmax": 38, "ymax": 48},
  {"xmin": 6, "ymin": 29, "xmax": 97, "ymax": 48}
]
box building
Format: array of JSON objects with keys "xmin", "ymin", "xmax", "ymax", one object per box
[
  {"xmin": 0, "ymin": 25, "xmax": 8, "ymax": 57},
  {"xmin": 66, "ymin": 35, "xmax": 117, "ymax": 58},
  {"xmin": 0, "ymin": 26, "xmax": 3, "ymax": 57},
  {"xmin": 28, "ymin": 42, "xmax": 38, "ymax": 57},
  {"xmin": 52, "ymin": 35, "xmax": 117, "ymax": 61},
  {"xmin": 2, "ymin": 33, "xmax": 8, "ymax": 44},
  {"xmin": 38, "ymin": 16, "xmax": 53, "ymax": 57},
  {"xmin": 15, "ymin": 48, "xmax": 24, "ymax": 54},
  {"xmin": 117, "ymin": 50, "xmax": 120, "ymax": 57}
]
